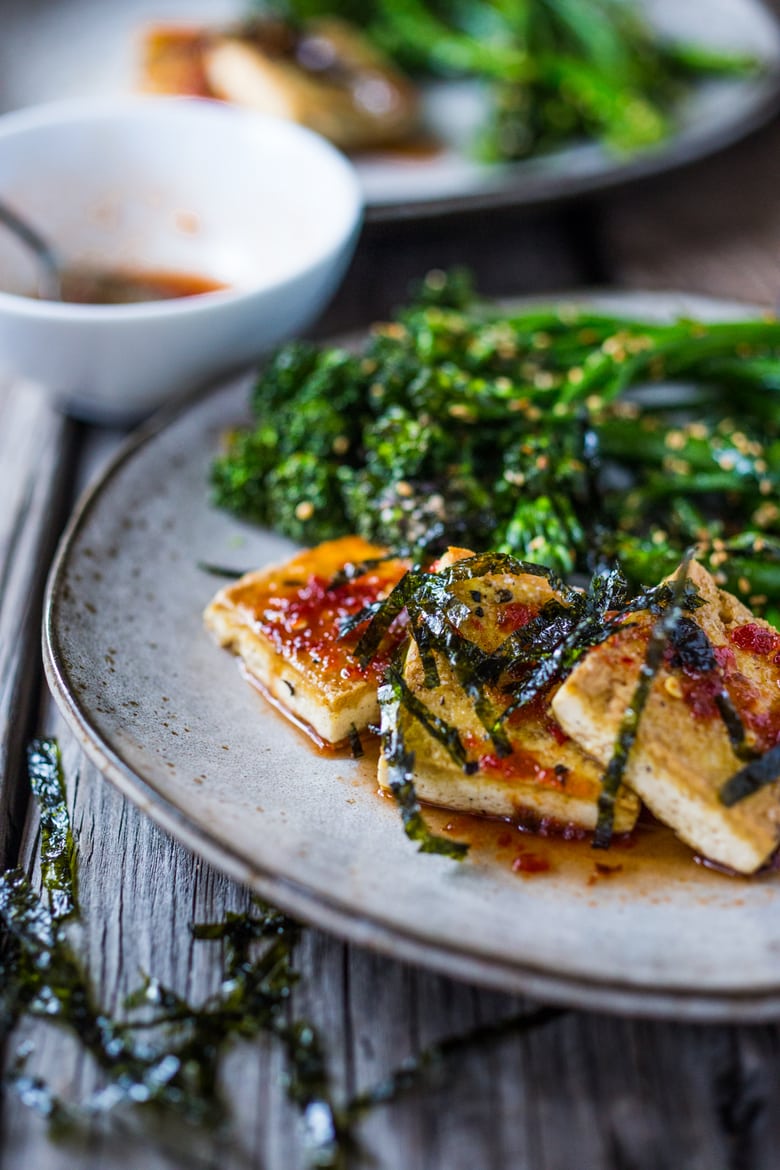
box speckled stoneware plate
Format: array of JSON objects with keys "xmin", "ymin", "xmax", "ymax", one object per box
[
  {"xmin": 44, "ymin": 291, "xmax": 780, "ymax": 1021},
  {"xmin": 3, "ymin": 0, "xmax": 780, "ymax": 221}
]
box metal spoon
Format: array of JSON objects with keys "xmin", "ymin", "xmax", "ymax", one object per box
[{"xmin": 0, "ymin": 196, "xmax": 62, "ymax": 300}]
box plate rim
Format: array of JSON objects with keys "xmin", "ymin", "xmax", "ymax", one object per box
[{"xmin": 43, "ymin": 287, "xmax": 780, "ymax": 1022}]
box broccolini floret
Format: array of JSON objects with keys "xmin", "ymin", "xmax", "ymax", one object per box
[{"xmin": 211, "ymin": 271, "xmax": 780, "ymax": 609}]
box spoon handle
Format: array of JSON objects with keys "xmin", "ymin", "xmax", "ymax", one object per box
[{"xmin": 0, "ymin": 197, "xmax": 61, "ymax": 300}]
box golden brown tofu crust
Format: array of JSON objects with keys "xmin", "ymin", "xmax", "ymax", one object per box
[
  {"xmin": 378, "ymin": 549, "xmax": 641, "ymax": 833},
  {"xmin": 552, "ymin": 561, "xmax": 780, "ymax": 873},
  {"xmin": 204, "ymin": 21, "xmax": 419, "ymax": 151},
  {"xmin": 204, "ymin": 536, "xmax": 409, "ymax": 746}
]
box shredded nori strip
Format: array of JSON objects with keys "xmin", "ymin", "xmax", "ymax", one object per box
[
  {"xmin": 348, "ymin": 724, "xmax": 364, "ymax": 759},
  {"xmin": 196, "ymin": 562, "xmax": 249, "ymax": 578},
  {"xmin": 346, "ymin": 1005, "xmax": 564, "ymax": 1119},
  {"xmin": 326, "ymin": 556, "xmax": 396, "ymax": 590},
  {"xmin": 1, "ymin": 743, "xmax": 353, "ymax": 1166},
  {"xmin": 1, "ymin": 739, "xmax": 572, "ymax": 1166},
  {"xmin": 719, "ymin": 743, "xmax": 780, "ymax": 806},
  {"xmin": 668, "ymin": 617, "xmax": 753, "ymax": 760},
  {"xmin": 492, "ymin": 564, "xmax": 634, "ymax": 731},
  {"xmin": 383, "ymin": 668, "xmax": 470, "ymax": 772},
  {"xmin": 338, "ymin": 600, "xmax": 385, "ymax": 637},
  {"xmin": 354, "ymin": 569, "xmax": 428, "ymax": 668},
  {"xmin": 379, "ymin": 673, "xmax": 469, "ymax": 858},
  {"xmin": 593, "ymin": 556, "xmax": 694, "ymax": 849},
  {"xmin": 26, "ymin": 739, "xmax": 77, "ymax": 922}
]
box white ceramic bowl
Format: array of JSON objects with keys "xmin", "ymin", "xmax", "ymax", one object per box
[{"xmin": 0, "ymin": 97, "xmax": 362, "ymax": 421}]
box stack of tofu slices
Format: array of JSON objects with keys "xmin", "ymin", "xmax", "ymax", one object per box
[{"xmin": 205, "ymin": 536, "xmax": 780, "ymax": 875}]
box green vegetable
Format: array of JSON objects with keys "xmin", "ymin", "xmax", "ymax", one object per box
[
  {"xmin": 212, "ymin": 271, "xmax": 780, "ymax": 611},
  {"xmin": 262, "ymin": 0, "xmax": 758, "ymax": 162}
]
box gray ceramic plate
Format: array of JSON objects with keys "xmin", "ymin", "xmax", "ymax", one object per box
[
  {"xmin": 44, "ymin": 291, "xmax": 780, "ymax": 1021},
  {"xmin": 3, "ymin": 0, "xmax": 780, "ymax": 221}
]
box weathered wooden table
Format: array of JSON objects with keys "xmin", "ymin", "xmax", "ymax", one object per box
[{"xmin": 4, "ymin": 86, "xmax": 780, "ymax": 1170}]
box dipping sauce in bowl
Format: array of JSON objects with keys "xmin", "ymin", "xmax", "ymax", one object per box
[
  {"xmin": 56, "ymin": 266, "xmax": 229, "ymax": 305},
  {"xmin": 0, "ymin": 96, "xmax": 362, "ymax": 420}
]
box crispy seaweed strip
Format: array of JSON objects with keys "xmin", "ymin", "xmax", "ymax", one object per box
[
  {"xmin": 0, "ymin": 867, "xmax": 104, "ymax": 1056},
  {"xmin": 354, "ymin": 569, "xmax": 427, "ymax": 668},
  {"xmin": 3, "ymin": 745, "xmax": 355, "ymax": 1165},
  {"xmin": 492, "ymin": 565, "xmax": 627, "ymax": 730},
  {"xmin": 593, "ymin": 556, "xmax": 694, "ymax": 849},
  {"xmin": 26, "ymin": 739, "xmax": 77, "ymax": 921},
  {"xmin": 346, "ymin": 1006, "xmax": 564, "ymax": 1120},
  {"xmin": 338, "ymin": 600, "xmax": 385, "ymax": 637},
  {"xmin": 719, "ymin": 744, "xmax": 780, "ymax": 806},
  {"xmin": 327, "ymin": 556, "xmax": 396, "ymax": 590},
  {"xmin": 409, "ymin": 610, "xmax": 441, "ymax": 690},
  {"xmin": 379, "ymin": 672, "xmax": 469, "ymax": 858},
  {"xmin": 196, "ymin": 562, "xmax": 250, "ymax": 578},
  {"xmin": 715, "ymin": 694, "xmax": 755, "ymax": 762},
  {"xmin": 385, "ymin": 668, "xmax": 469, "ymax": 770},
  {"xmin": 410, "ymin": 604, "xmax": 510, "ymax": 755},
  {"xmin": 2, "ymin": 866, "xmax": 351, "ymax": 1161},
  {"xmin": 668, "ymin": 617, "xmax": 753, "ymax": 761},
  {"xmin": 434, "ymin": 552, "xmax": 579, "ymax": 605},
  {"xmin": 348, "ymin": 724, "xmax": 364, "ymax": 759}
]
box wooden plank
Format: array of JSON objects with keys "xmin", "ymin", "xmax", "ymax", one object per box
[{"xmin": 0, "ymin": 379, "xmax": 77, "ymax": 871}]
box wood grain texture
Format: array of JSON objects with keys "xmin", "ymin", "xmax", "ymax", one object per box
[{"xmin": 0, "ymin": 380, "xmax": 77, "ymax": 871}]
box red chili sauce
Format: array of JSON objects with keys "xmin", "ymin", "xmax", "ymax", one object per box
[
  {"xmin": 256, "ymin": 571, "xmax": 404, "ymax": 681},
  {"xmin": 666, "ymin": 621, "xmax": 780, "ymax": 752}
]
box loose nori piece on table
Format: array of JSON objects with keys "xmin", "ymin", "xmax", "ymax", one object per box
[{"xmin": 26, "ymin": 739, "xmax": 77, "ymax": 921}]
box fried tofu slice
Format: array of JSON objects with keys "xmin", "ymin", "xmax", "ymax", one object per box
[
  {"xmin": 204, "ymin": 536, "xmax": 409, "ymax": 746},
  {"xmin": 552, "ymin": 561, "xmax": 780, "ymax": 873},
  {"xmin": 139, "ymin": 25, "xmax": 213, "ymax": 96},
  {"xmin": 378, "ymin": 548, "xmax": 641, "ymax": 833},
  {"xmin": 204, "ymin": 19, "xmax": 418, "ymax": 151}
]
